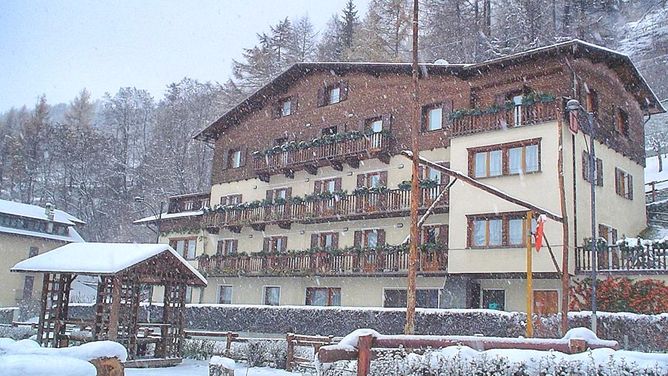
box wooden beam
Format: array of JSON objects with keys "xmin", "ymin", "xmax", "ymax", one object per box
[
  {"xmin": 400, "ymin": 151, "xmax": 563, "ymax": 223},
  {"xmin": 258, "ymin": 173, "xmax": 270, "ymax": 183},
  {"xmin": 346, "ymin": 157, "xmax": 360, "ymax": 168},
  {"xmin": 331, "ymin": 160, "xmax": 343, "ymax": 171},
  {"xmin": 283, "ymin": 169, "xmax": 295, "ymax": 179},
  {"xmin": 107, "ymin": 276, "xmax": 122, "ymax": 340},
  {"xmin": 304, "ymin": 164, "xmax": 318, "ymax": 175}
]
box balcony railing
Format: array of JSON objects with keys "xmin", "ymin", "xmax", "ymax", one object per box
[
  {"xmin": 202, "ymin": 185, "xmax": 448, "ymax": 229},
  {"xmin": 198, "ymin": 247, "xmax": 448, "ymax": 276},
  {"xmin": 451, "ymin": 101, "xmax": 560, "ymax": 137},
  {"xmin": 575, "ymin": 244, "xmax": 668, "ymax": 273},
  {"xmin": 252, "ymin": 132, "xmax": 390, "ymax": 173}
]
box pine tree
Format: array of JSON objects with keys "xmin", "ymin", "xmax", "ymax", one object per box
[
  {"xmin": 341, "ymin": 0, "xmax": 359, "ymax": 50},
  {"xmin": 316, "ymin": 15, "xmax": 345, "ymax": 61},
  {"xmin": 289, "ymin": 16, "xmax": 318, "ymax": 62},
  {"xmin": 271, "ymin": 17, "xmax": 294, "ymax": 66}
]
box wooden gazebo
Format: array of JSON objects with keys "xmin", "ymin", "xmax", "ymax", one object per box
[{"xmin": 11, "ymin": 243, "xmax": 207, "ymax": 365}]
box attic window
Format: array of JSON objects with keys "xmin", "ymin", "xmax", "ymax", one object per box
[
  {"xmin": 281, "ymin": 99, "xmax": 292, "ymax": 116},
  {"xmin": 615, "ymin": 108, "xmax": 629, "ymax": 136},
  {"xmin": 328, "ymin": 86, "xmax": 341, "ymax": 104},
  {"xmin": 318, "ymin": 81, "xmax": 348, "ymax": 107},
  {"xmin": 273, "ymin": 97, "xmax": 297, "ymax": 118}
]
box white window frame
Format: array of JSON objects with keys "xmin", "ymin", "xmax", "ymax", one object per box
[
  {"xmin": 217, "ymin": 285, "xmax": 233, "ymax": 304},
  {"xmin": 263, "ymin": 285, "xmax": 281, "ymax": 306}
]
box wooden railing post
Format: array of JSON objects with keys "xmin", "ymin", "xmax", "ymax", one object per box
[
  {"xmin": 357, "ymin": 334, "xmax": 373, "ymax": 376},
  {"xmin": 286, "ymin": 333, "xmax": 295, "ymax": 371}
]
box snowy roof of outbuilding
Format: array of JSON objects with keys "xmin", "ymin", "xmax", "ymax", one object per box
[
  {"xmin": 195, "ymin": 39, "xmax": 664, "ymax": 143},
  {"xmin": 11, "ymin": 242, "xmax": 207, "ymax": 286},
  {"xmin": 0, "ymin": 224, "xmax": 84, "ymax": 243},
  {"xmin": 0, "ymin": 199, "xmax": 85, "ymax": 226},
  {"xmin": 133, "ymin": 210, "xmax": 204, "ymax": 224}
]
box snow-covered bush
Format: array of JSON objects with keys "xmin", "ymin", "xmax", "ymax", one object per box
[
  {"xmin": 182, "ymin": 338, "xmax": 216, "ymax": 360},
  {"xmin": 245, "ymin": 340, "xmax": 267, "ymax": 367},
  {"xmin": 266, "ymin": 340, "xmax": 288, "ymax": 369},
  {"xmin": 0, "ymin": 326, "xmax": 35, "ymax": 340}
]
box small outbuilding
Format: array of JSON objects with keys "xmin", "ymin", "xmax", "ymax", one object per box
[{"xmin": 11, "ymin": 242, "xmax": 207, "ymax": 365}]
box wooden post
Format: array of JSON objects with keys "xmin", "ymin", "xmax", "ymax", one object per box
[
  {"xmin": 357, "ymin": 334, "xmax": 373, "ymax": 376},
  {"xmin": 405, "ymin": 0, "xmax": 420, "ymax": 336},
  {"xmin": 107, "ymin": 276, "xmax": 122, "ymax": 340},
  {"xmin": 286, "ymin": 333, "xmax": 295, "ymax": 371},
  {"xmin": 526, "ymin": 210, "xmax": 534, "ymax": 338}
]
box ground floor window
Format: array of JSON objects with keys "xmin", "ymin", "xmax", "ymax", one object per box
[
  {"xmin": 482, "ymin": 289, "xmax": 505, "ymax": 310},
  {"xmin": 217, "ymin": 285, "xmax": 232, "ymax": 304},
  {"xmin": 305, "ymin": 287, "xmax": 341, "ymax": 306},
  {"xmin": 264, "ymin": 286, "xmax": 280, "ymax": 306},
  {"xmin": 383, "ymin": 289, "xmax": 439, "ymax": 308}
]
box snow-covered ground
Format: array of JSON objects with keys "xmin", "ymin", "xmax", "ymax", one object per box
[
  {"xmin": 125, "ymin": 360, "xmax": 299, "ymax": 376},
  {"xmin": 645, "ymin": 154, "xmax": 668, "ymax": 191}
]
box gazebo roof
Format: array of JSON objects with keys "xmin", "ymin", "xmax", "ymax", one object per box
[{"xmin": 11, "ymin": 242, "xmax": 207, "ymax": 286}]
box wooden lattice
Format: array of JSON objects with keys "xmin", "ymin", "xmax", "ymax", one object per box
[{"xmin": 37, "ymin": 273, "xmax": 72, "ymax": 347}]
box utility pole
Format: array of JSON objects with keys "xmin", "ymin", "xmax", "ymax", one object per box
[
  {"xmin": 405, "ymin": 0, "xmax": 420, "ymax": 335},
  {"xmin": 525, "ymin": 210, "xmax": 534, "ymax": 338}
]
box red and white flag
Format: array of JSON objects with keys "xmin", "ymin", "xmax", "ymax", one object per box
[{"xmin": 535, "ymin": 214, "xmax": 547, "ymax": 252}]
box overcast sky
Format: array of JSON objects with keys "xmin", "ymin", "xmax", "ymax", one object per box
[{"xmin": 0, "ymin": 0, "xmax": 370, "ymax": 111}]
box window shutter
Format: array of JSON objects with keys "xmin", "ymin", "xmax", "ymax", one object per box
[
  {"xmin": 379, "ymin": 171, "xmax": 388, "ymax": 186},
  {"xmin": 354, "ymin": 231, "xmax": 362, "ymax": 247},
  {"xmin": 271, "ymin": 103, "xmax": 280, "ymax": 119},
  {"xmin": 280, "ymin": 236, "xmax": 288, "ymax": 252},
  {"xmin": 442, "ymin": 99, "xmax": 453, "ymax": 127},
  {"xmin": 356, "ymin": 174, "xmax": 366, "ymax": 187},
  {"xmin": 221, "ymin": 149, "xmax": 229, "ymax": 170},
  {"xmin": 378, "ymin": 229, "xmax": 386, "ymax": 246},
  {"xmin": 582, "ymin": 153, "xmax": 588, "ymax": 182},
  {"xmin": 232, "ymin": 240, "xmax": 238, "ymax": 254},
  {"xmin": 418, "ymin": 165, "xmax": 425, "ymax": 180},
  {"xmin": 339, "ymin": 80, "xmax": 349, "ymax": 101},
  {"xmin": 358, "ymin": 118, "xmax": 367, "ymax": 131},
  {"xmin": 628, "ymin": 174, "xmax": 633, "ymax": 199},
  {"xmin": 266, "ymin": 189, "xmax": 274, "ymax": 201},
  {"xmin": 332, "ymin": 233, "xmax": 339, "ymax": 248},
  {"xmin": 314, "ymin": 180, "xmax": 322, "ymax": 193},
  {"xmin": 419, "ymin": 106, "xmax": 426, "ymax": 132},
  {"xmin": 286, "ymin": 187, "xmax": 292, "ymax": 198},
  {"xmin": 438, "ymin": 225, "xmax": 449, "ymax": 247},
  {"xmin": 310, "ymin": 234, "xmax": 319, "ymax": 248},
  {"xmin": 290, "ymin": 96, "xmax": 298, "ymax": 113},
  {"xmin": 334, "ymin": 178, "xmax": 342, "ymax": 191},
  {"xmin": 317, "ymin": 86, "xmax": 326, "ymax": 107},
  {"xmin": 217, "ymin": 241, "xmax": 224, "ymax": 255},
  {"xmin": 263, "ymin": 238, "xmax": 270, "ymax": 252},
  {"xmin": 239, "ymin": 148, "xmax": 247, "ymax": 167},
  {"xmin": 611, "ymin": 229, "xmax": 618, "ymax": 243},
  {"xmin": 596, "ymin": 159, "xmax": 603, "ymax": 186},
  {"xmin": 494, "ymin": 94, "xmax": 506, "ymax": 106},
  {"xmin": 381, "ymin": 113, "xmax": 392, "ymax": 130},
  {"xmin": 614, "ymin": 168, "xmax": 621, "ymax": 195}
]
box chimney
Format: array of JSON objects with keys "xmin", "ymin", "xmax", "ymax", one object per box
[{"xmin": 45, "ymin": 202, "xmax": 55, "ymax": 221}]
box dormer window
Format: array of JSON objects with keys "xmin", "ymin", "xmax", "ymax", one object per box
[
  {"xmin": 328, "ymin": 86, "xmax": 341, "ymax": 104},
  {"xmin": 317, "ymin": 81, "xmax": 348, "ymax": 107},
  {"xmin": 281, "ymin": 98, "xmax": 292, "ymax": 117}
]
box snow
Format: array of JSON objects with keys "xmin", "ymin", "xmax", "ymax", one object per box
[
  {"xmin": 210, "ymin": 355, "xmax": 236, "ymax": 369},
  {"xmin": 125, "ymin": 359, "xmax": 300, "ymax": 376},
  {"xmin": 134, "ymin": 210, "xmax": 204, "ymax": 224},
  {"xmin": 0, "ymin": 223, "xmax": 84, "ymax": 243},
  {"xmin": 645, "ymin": 154, "xmax": 668, "ymax": 191},
  {"xmin": 0, "ymin": 338, "xmax": 127, "ymax": 361},
  {"xmin": 11, "ymin": 242, "xmax": 207, "ymax": 286},
  {"xmin": 0, "ymin": 354, "xmax": 96, "ymax": 376},
  {"xmin": 0, "ymin": 198, "xmax": 84, "ymax": 225},
  {"xmin": 338, "ymin": 328, "xmax": 381, "ymax": 349}
]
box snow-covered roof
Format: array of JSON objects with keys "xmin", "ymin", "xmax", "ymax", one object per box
[
  {"xmin": 133, "ymin": 210, "xmax": 204, "ymax": 224},
  {"xmin": 0, "ymin": 199, "xmax": 84, "ymax": 226},
  {"xmin": 0, "ymin": 224, "xmax": 84, "ymax": 243},
  {"xmin": 11, "ymin": 242, "xmax": 207, "ymax": 286}
]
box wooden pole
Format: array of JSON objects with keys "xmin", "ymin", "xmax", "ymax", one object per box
[
  {"xmin": 557, "ymin": 115, "xmax": 571, "ymax": 335},
  {"xmin": 405, "ymin": 0, "xmax": 420, "ymax": 335},
  {"xmin": 526, "ymin": 210, "xmax": 534, "ymax": 338},
  {"xmin": 108, "ymin": 276, "xmax": 122, "ymax": 340},
  {"xmin": 357, "ymin": 334, "xmax": 374, "ymax": 376}
]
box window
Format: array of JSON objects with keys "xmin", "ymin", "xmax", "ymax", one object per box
[
  {"xmin": 615, "ymin": 168, "xmax": 633, "ymax": 200},
  {"xmin": 227, "ymin": 149, "xmax": 243, "ymax": 169},
  {"xmin": 315, "ymin": 178, "xmax": 341, "ymax": 194},
  {"xmin": 306, "ymin": 287, "xmax": 341, "ymax": 306},
  {"xmin": 217, "ymin": 239, "xmax": 238, "ymax": 256},
  {"xmin": 615, "ymin": 108, "xmax": 629, "ymax": 136},
  {"xmin": 170, "ymin": 238, "xmax": 196, "ymax": 260},
  {"xmin": 383, "ymin": 289, "xmax": 439, "ymax": 308},
  {"xmin": 318, "ymin": 81, "xmax": 348, "ymax": 107},
  {"xmin": 264, "ymin": 286, "xmax": 280, "ymax": 306},
  {"xmin": 266, "ymin": 187, "xmax": 292, "ymax": 203},
  {"xmin": 357, "ymin": 171, "xmax": 387, "ymax": 188},
  {"xmin": 598, "ymin": 224, "xmax": 618, "ymax": 245},
  {"xmin": 263, "ymin": 236, "xmax": 288, "ymax": 253},
  {"xmin": 482, "ymin": 289, "xmax": 505, "ymax": 310},
  {"xmin": 423, "ymin": 105, "xmax": 443, "ymax": 131},
  {"xmin": 468, "ymin": 212, "xmax": 535, "ymax": 248},
  {"xmin": 322, "ymin": 126, "xmax": 338, "ymax": 135},
  {"xmin": 366, "ymin": 117, "xmax": 383, "ymax": 133},
  {"xmin": 469, "ymin": 139, "xmax": 541, "ymax": 178},
  {"xmin": 217, "ymin": 285, "xmax": 232, "ymax": 304},
  {"xmin": 22, "ymin": 276, "xmax": 34, "ymax": 300},
  {"xmin": 354, "ymin": 229, "xmax": 386, "ymax": 248},
  {"xmin": 421, "ymin": 225, "xmax": 448, "ymax": 247},
  {"xmin": 586, "ymin": 89, "xmax": 599, "ymax": 116},
  {"xmin": 28, "ymin": 246, "xmax": 39, "ymax": 258},
  {"xmin": 220, "ymin": 194, "xmax": 242, "ymax": 206},
  {"xmin": 582, "ymin": 151, "xmax": 603, "ymax": 186},
  {"xmin": 185, "ymin": 286, "xmax": 193, "ymax": 304},
  {"xmin": 311, "ymin": 232, "xmax": 339, "ymax": 250}
]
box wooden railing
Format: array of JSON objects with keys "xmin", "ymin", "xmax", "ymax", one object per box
[
  {"xmin": 451, "ymin": 101, "xmax": 560, "ymax": 137},
  {"xmin": 575, "ymin": 244, "xmax": 668, "ymax": 273},
  {"xmin": 202, "ymin": 185, "xmax": 448, "ymax": 228},
  {"xmin": 198, "ymin": 247, "xmax": 448, "ymax": 276},
  {"xmin": 252, "ymin": 132, "xmax": 390, "ymax": 172}
]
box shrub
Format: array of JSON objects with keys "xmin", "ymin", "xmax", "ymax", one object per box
[
  {"xmin": 571, "ymin": 277, "xmax": 668, "ymax": 314},
  {"xmin": 182, "ymin": 339, "xmax": 216, "ymax": 360},
  {"xmin": 0, "ymin": 326, "xmax": 35, "ymax": 340},
  {"xmin": 266, "ymin": 341, "xmax": 287, "ymax": 369},
  {"xmin": 245, "ymin": 340, "xmax": 267, "ymax": 367}
]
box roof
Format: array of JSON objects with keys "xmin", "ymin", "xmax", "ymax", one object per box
[
  {"xmin": 11, "ymin": 242, "xmax": 207, "ymax": 286},
  {"xmin": 0, "ymin": 199, "xmax": 85, "ymax": 226},
  {"xmin": 195, "ymin": 39, "xmax": 665, "ymax": 142},
  {"xmin": 133, "ymin": 210, "xmax": 204, "ymax": 224},
  {"xmin": 0, "ymin": 225, "xmax": 84, "ymax": 243}
]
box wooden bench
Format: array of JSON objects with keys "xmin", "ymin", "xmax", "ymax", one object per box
[{"xmin": 286, "ymin": 333, "xmax": 334, "ymax": 371}]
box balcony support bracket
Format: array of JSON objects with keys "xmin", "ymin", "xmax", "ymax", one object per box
[
  {"xmin": 346, "ymin": 157, "xmax": 360, "ymax": 169},
  {"xmin": 305, "ymin": 164, "xmax": 318, "ymax": 175},
  {"xmin": 277, "ymin": 221, "xmax": 292, "ymax": 230},
  {"xmin": 283, "ymin": 169, "xmax": 295, "ymax": 179},
  {"xmin": 258, "ymin": 173, "xmax": 270, "ymax": 183},
  {"xmin": 205, "ymin": 226, "xmax": 220, "ymax": 235},
  {"xmin": 330, "ymin": 160, "xmax": 344, "ymax": 171},
  {"xmin": 379, "ymin": 152, "xmax": 391, "ymax": 164},
  {"xmin": 251, "ymin": 223, "xmax": 266, "ymax": 231},
  {"xmin": 227, "ymin": 225, "xmax": 242, "ymax": 234}
]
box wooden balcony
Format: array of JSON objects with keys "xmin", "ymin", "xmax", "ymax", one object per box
[
  {"xmin": 451, "ymin": 101, "xmax": 560, "ymax": 137},
  {"xmin": 575, "ymin": 244, "xmax": 668, "ymax": 274},
  {"xmin": 197, "ymin": 246, "xmax": 448, "ymax": 277},
  {"xmin": 252, "ymin": 132, "xmax": 391, "ymax": 180},
  {"xmin": 202, "ymin": 185, "xmax": 448, "ymax": 231}
]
